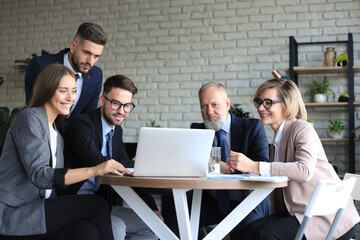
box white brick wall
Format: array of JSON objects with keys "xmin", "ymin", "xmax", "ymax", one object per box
[{"xmin": 1, "ymin": 0, "xmax": 360, "ymax": 173}]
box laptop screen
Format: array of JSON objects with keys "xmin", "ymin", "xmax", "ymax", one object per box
[{"xmin": 132, "ymin": 127, "xmax": 215, "ymax": 177}]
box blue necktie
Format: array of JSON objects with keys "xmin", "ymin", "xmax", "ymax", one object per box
[
  {"xmin": 75, "ymin": 74, "xmax": 79, "ymax": 80},
  {"xmin": 106, "ymin": 129, "xmax": 114, "ymax": 158},
  {"xmin": 216, "ymin": 129, "xmax": 227, "ymax": 162},
  {"xmin": 216, "ymin": 129, "xmax": 230, "ymax": 213}
]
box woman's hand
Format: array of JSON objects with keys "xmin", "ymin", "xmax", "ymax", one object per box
[
  {"xmin": 226, "ymin": 151, "xmax": 260, "ymax": 174},
  {"xmin": 65, "ymin": 160, "xmax": 132, "ymax": 185},
  {"xmin": 154, "ymin": 210, "xmax": 164, "ymax": 222},
  {"xmin": 220, "ymin": 161, "xmax": 232, "ymax": 174},
  {"xmin": 94, "ymin": 159, "xmax": 132, "ymax": 176}
]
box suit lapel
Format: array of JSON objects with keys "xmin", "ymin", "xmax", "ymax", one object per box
[
  {"xmin": 36, "ymin": 107, "xmax": 53, "ymax": 167},
  {"xmin": 93, "ymin": 108, "xmax": 104, "ymax": 150},
  {"xmin": 229, "ymin": 112, "xmax": 241, "ymax": 152},
  {"xmin": 278, "ymin": 119, "xmax": 296, "ymax": 163},
  {"xmin": 112, "ymin": 126, "xmax": 122, "ymax": 159},
  {"xmin": 55, "ymin": 129, "xmax": 64, "ymax": 168},
  {"xmin": 55, "ymin": 48, "xmax": 68, "ymax": 64}
]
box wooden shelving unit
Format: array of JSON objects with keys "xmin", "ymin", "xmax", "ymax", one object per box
[
  {"xmin": 304, "ymin": 102, "xmax": 360, "ymax": 107},
  {"xmin": 284, "ymin": 66, "xmax": 360, "ymax": 74},
  {"xmin": 288, "ymin": 33, "xmax": 357, "ymax": 173},
  {"xmin": 321, "ymin": 138, "xmax": 360, "ymax": 142}
]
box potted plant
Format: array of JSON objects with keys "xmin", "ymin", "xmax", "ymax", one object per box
[
  {"xmin": 0, "ymin": 106, "xmax": 24, "ymax": 154},
  {"xmin": 309, "ymin": 77, "xmax": 335, "ymax": 103},
  {"xmin": 150, "ymin": 120, "xmax": 160, "ymax": 127},
  {"xmin": 14, "ymin": 50, "xmax": 50, "ymax": 73},
  {"xmin": 230, "ymin": 104, "xmax": 250, "ymax": 118},
  {"xmin": 334, "ymin": 53, "xmax": 349, "ymax": 67},
  {"xmin": 338, "ymin": 93, "xmax": 349, "ymax": 102},
  {"xmin": 328, "ymin": 117, "xmax": 345, "ymax": 139}
]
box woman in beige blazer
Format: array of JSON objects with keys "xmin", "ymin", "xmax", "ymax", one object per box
[{"xmin": 228, "ymin": 78, "xmax": 359, "ymax": 240}]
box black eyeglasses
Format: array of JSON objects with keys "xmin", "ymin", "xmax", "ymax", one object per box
[
  {"xmin": 253, "ymin": 98, "xmax": 281, "ymax": 109},
  {"xmin": 103, "ymin": 96, "xmax": 135, "ymax": 113}
]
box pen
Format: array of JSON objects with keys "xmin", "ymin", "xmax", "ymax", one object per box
[{"xmin": 230, "ymin": 162, "xmax": 236, "ymax": 173}]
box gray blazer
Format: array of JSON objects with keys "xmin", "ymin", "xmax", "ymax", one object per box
[{"xmin": 0, "ymin": 106, "xmax": 64, "ymax": 236}]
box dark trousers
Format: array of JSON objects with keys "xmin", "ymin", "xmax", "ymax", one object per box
[
  {"xmin": 242, "ymin": 211, "xmax": 356, "ymax": 240},
  {"xmin": 242, "ymin": 211, "xmax": 300, "ymax": 240},
  {"xmin": 163, "ymin": 190, "xmax": 263, "ymax": 239},
  {"xmin": 0, "ymin": 195, "xmax": 114, "ymax": 240}
]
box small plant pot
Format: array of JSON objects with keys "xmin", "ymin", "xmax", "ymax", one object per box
[
  {"xmin": 314, "ymin": 94, "xmax": 327, "ymax": 103},
  {"xmin": 332, "ymin": 131, "xmax": 344, "ymax": 139},
  {"xmin": 338, "ymin": 96, "xmax": 349, "ymax": 102},
  {"xmin": 337, "ymin": 61, "xmax": 347, "ymax": 67}
]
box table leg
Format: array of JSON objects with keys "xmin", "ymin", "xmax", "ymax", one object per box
[
  {"xmin": 203, "ymin": 188, "xmax": 274, "ymax": 240},
  {"xmin": 173, "ymin": 189, "xmax": 193, "ymax": 240},
  {"xmin": 112, "ymin": 185, "xmax": 179, "ymax": 240},
  {"xmin": 190, "ymin": 189, "xmax": 202, "ymax": 240}
]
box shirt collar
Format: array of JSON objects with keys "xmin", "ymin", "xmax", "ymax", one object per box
[
  {"xmin": 222, "ymin": 112, "xmax": 231, "ymax": 134},
  {"xmin": 64, "ymin": 52, "xmax": 82, "ymax": 78},
  {"xmin": 273, "ymin": 120, "xmax": 286, "ymax": 148},
  {"xmin": 101, "ymin": 116, "xmax": 115, "ymax": 137}
]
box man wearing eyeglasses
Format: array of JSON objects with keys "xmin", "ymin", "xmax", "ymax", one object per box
[
  {"xmin": 164, "ymin": 82, "xmax": 270, "ymax": 239},
  {"xmin": 62, "ymin": 75, "xmax": 161, "ymax": 240}
]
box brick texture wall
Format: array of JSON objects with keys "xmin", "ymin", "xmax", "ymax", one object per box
[{"xmin": 1, "ymin": 0, "xmax": 359, "ymax": 173}]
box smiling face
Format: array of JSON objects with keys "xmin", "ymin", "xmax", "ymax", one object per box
[
  {"xmin": 199, "ymin": 86, "xmax": 230, "ymax": 131},
  {"xmin": 256, "ymin": 87, "xmax": 286, "ymax": 133},
  {"xmin": 69, "ymin": 39, "xmax": 104, "ymax": 74},
  {"xmin": 99, "ymin": 87, "xmax": 134, "ymax": 128},
  {"xmin": 44, "ymin": 74, "xmax": 77, "ymax": 122}
]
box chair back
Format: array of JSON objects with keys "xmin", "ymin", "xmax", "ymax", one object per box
[
  {"xmin": 344, "ymin": 173, "xmax": 360, "ymax": 201},
  {"xmin": 295, "ymin": 177, "xmax": 356, "ymax": 240},
  {"xmin": 305, "ymin": 177, "xmax": 356, "ymax": 218}
]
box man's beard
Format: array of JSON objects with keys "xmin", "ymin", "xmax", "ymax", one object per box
[
  {"xmin": 204, "ymin": 114, "xmax": 226, "ymax": 131},
  {"xmin": 103, "ymin": 104, "xmax": 126, "ymax": 126},
  {"xmin": 71, "ymin": 53, "xmax": 92, "ymax": 74}
]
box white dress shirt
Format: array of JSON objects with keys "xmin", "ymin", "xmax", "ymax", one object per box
[
  {"xmin": 64, "ymin": 53, "xmax": 83, "ymax": 116},
  {"xmin": 259, "ymin": 120, "xmax": 286, "ymax": 177},
  {"xmin": 45, "ymin": 123, "xmax": 58, "ymax": 198}
]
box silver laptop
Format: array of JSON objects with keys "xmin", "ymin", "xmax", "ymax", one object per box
[{"xmin": 132, "ymin": 127, "xmax": 215, "ymax": 177}]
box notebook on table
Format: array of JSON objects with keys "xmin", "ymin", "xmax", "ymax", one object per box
[{"xmin": 132, "ymin": 127, "xmax": 215, "ymax": 177}]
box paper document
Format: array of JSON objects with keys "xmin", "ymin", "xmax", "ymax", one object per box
[{"xmin": 207, "ymin": 173, "xmax": 288, "ymax": 183}]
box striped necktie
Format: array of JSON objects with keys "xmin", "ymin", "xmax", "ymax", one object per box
[{"xmin": 106, "ymin": 129, "xmax": 114, "ymax": 158}]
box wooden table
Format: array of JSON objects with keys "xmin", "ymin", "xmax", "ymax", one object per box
[{"xmin": 97, "ymin": 175, "xmax": 288, "ymax": 240}]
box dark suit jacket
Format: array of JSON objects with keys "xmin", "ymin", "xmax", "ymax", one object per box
[
  {"xmin": 24, "ymin": 48, "xmax": 103, "ymax": 131},
  {"xmin": 191, "ymin": 112, "xmax": 270, "ymax": 217},
  {"xmin": 63, "ymin": 108, "xmax": 158, "ymax": 211}
]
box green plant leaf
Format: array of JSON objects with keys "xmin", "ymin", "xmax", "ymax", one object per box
[
  {"xmin": 334, "ymin": 53, "xmax": 349, "ymax": 63},
  {"xmin": 230, "ymin": 104, "xmax": 250, "ymax": 118},
  {"xmin": 150, "ymin": 120, "xmax": 160, "ymax": 127},
  {"xmin": 310, "ymin": 77, "xmax": 335, "ymax": 99},
  {"xmin": 328, "ymin": 117, "xmax": 345, "ymax": 134},
  {"xmin": 14, "ymin": 50, "xmax": 50, "ymax": 73},
  {"xmin": 0, "ymin": 106, "xmax": 25, "ymax": 155}
]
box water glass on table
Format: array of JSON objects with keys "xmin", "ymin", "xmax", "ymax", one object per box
[{"xmin": 210, "ymin": 147, "xmax": 221, "ymax": 173}]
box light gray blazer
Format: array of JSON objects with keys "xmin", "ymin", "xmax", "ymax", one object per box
[{"xmin": 0, "ymin": 106, "xmax": 64, "ymax": 236}]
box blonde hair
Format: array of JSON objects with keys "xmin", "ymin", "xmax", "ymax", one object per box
[{"xmin": 253, "ymin": 78, "xmax": 307, "ymax": 121}]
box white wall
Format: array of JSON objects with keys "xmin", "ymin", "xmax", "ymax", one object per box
[{"xmin": 1, "ymin": 0, "xmax": 359, "ymax": 172}]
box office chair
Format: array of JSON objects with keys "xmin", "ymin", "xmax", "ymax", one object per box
[
  {"xmin": 344, "ymin": 173, "xmax": 360, "ymax": 240},
  {"xmin": 344, "ymin": 173, "xmax": 360, "ymax": 201},
  {"xmin": 294, "ymin": 177, "xmax": 356, "ymax": 240}
]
